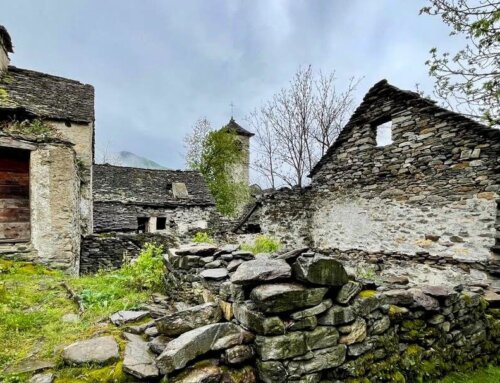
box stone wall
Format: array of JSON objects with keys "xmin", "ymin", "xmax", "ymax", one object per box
[
  {"xmin": 236, "ymin": 188, "xmax": 312, "ymax": 249},
  {"xmin": 80, "ymin": 232, "xmax": 178, "ymax": 274},
  {"xmin": 52, "ymin": 121, "xmax": 94, "ymax": 235},
  {"xmin": 150, "ymin": 244, "xmax": 500, "ymax": 382},
  {"xmin": 93, "ymin": 201, "xmax": 215, "ymax": 240},
  {"xmin": 30, "ymin": 144, "xmax": 81, "ymax": 273},
  {"xmin": 309, "ymin": 81, "xmax": 500, "ymax": 264},
  {"xmin": 237, "ymin": 81, "xmax": 500, "ymax": 270}
]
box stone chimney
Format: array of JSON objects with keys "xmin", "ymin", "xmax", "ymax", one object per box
[{"xmin": 0, "ymin": 26, "xmax": 13, "ymax": 74}]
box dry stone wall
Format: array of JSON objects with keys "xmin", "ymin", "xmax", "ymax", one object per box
[
  {"xmin": 80, "ymin": 233, "xmax": 178, "ymax": 274},
  {"xmin": 147, "ymin": 244, "xmax": 500, "ymax": 383},
  {"xmin": 237, "ymin": 81, "xmax": 500, "ymax": 275},
  {"xmin": 93, "ymin": 201, "xmax": 215, "ymax": 240}
]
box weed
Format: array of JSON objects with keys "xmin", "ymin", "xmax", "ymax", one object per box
[
  {"xmin": 241, "ymin": 235, "xmax": 281, "ymax": 254},
  {"xmin": 192, "ymin": 231, "xmax": 215, "ymax": 244}
]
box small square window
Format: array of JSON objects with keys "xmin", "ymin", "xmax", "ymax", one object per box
[
  {"xmin": 156, "ymin": 217, "xmax": 167, "ymax": 230},
  {"xmin": 375, "ymin": 120, "xmax": 393, "ymax": 147}
]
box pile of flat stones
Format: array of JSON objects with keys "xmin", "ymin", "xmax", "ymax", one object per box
[
  {"xmin": 217, "ymin": 248, "xmax": 500, "ymax": 382},
  {"xmin": 54, "ymin": 244, "xmax": 500, "ymax": 383}
]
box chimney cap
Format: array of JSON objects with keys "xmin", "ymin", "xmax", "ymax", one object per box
[{"xmin": 0, "ymin": 25, "xmax": 13, "ymax": 53}]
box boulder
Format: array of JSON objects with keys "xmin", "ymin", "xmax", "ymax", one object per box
[
  {"xmin": 227, "ymin": 259, "xmax": 244, "ymax": 272},
  {"xmin": 275, "ymin": 247, "xmax": 310, "ymax": 261},
  {"xmin": 339, "ymin": 318, "xmax": 367, "ymax": 345},
  {"xmin": 175, "ymin": 244, "xmax": 218, "ymax": 256},
  {"xmin": 288, "ymin": 316, "xmax": 317, "ymax": 331},
  {"xmin": 233, "ymin": 301, "xmax": 285, "ymax": 335},
  {"xmin": 123, "ymin": 333, "xmax": 159, "ymax": 379},
  {"xmin": 232, "ymin": 250, "xmax": 255, "ymax": 260},
  {"xmin": 156, "ymin": 303, "xmax": 222, "ymax": 336},
  {"xmin": 109, "ymin": 310, "xmax": 149, "ymax": 326},
  {"xmin": 408, "ymin": 289, "xmax": 439, "ymax": 311},
  {"xmin": 148, "ymin": 335, "xmax": 170, "ymax": 354},
  {"xmin": 250, "ymin": 283, "xmax": 328, "ymax": 313},
  {"xmin": 4, "ymin": 359, "xmax": 56, "ymax": 374},
  {"xmin": 257, "ymin": 360, "xmax": 287, "ymax": 383},
  {"xmin": 317, "ymin": 306, "xmax": 355, "ymax": 325},
  {"xmin": 156, "ymin": 323, "xmax": 252, "ymax": 374},
  {"xmin": 200, "ymin": 268, "xmax": 228, "ymax": 280},
  {"xmin": 62, "ymin": 336, "xmax": 119, "ymax": 365},
  {"xmin": 231, "ymin": 258, "xmax": 291, "ymax": 285},
  {"xmin": 255, "ymin": 327, "xmax": 339, "ymax": 361},
  {"xmin": 171, "ymin": 363, "xmax": 223, "ymax": 383},
  {"xmin": 336, "ymin": 281, "xmax": 362, "ymax": 304},
  {"xmin": 224, "ymin": 345, "xmax": 255, "ymax": 364},
  {"xmin": 287, "ymin": 345, "xmax": 346, "ymax": 377},
  {"xmin": 29, "ymin": 373, "xmax": 54, "ymax": 383},
  {"xmin": 371, "ymin": 315, "xmax": 391, "ymax": 335},
  {"xmin": 290, "ymin": 299, "xmax": 333, "ymax": 320},
  {"xmin": 292, "ymin": 255, "xmax": 348, "ymax": 286}
]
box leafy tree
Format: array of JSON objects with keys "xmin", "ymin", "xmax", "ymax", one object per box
[
  {"xmin": 420, "ymin": 0, "xmax": 499, "ymax": 126},
  {"xmin": 186, "ymin": 126, "xmax": 249, "ymax": 217}
]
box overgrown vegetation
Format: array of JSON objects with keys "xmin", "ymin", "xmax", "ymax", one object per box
[
  {"xmin": 192, "ymin": 231, "xmax": 215, "ymax": 244},
  {"xmin": 185, "ymin": 121, "xmax": 250, "ymax": 217},
  {"xmin": 241, "ymin": 235, "xmax": 281, "ymax": 254},
  {"xmin": 1, "ymin": 119, "xmax": 61, "ymax": 139},
  {"xmin": 438, "ymin": 365, "xmax": 500, "ymax": 383},
  {"xmin": 0, "ymin": 243, "xmax": 164, "ymax": 382}
]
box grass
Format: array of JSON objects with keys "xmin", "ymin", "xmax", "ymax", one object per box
[
  {"xmin": 0, "ymin": 243, "xmax": 165, "ymax": 383},
  {"xmin": 437, "ymin": 365, "xmax": 500, "ymax": 383},
  {"xmin": 240, "ymin": 235, "xmax": 281, "ymax": 254}
]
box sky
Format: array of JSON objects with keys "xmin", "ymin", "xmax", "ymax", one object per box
[{"xmin": 1, "ymin": 0, "xmax": 463, "ymax": 174}]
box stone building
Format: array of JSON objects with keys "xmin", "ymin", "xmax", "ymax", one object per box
[
  {"xmin": 0, "ymin": 25, "xmax": 94, "ymax": 273},
  {"xmin": 93, "ymin": 164, "xmax": 216, "ymax": 238},
  {"xmin": 236, "ymin": 80, "xmax": 500, "ymax": 274},
  {"xmin": 221, "ymin": 117, "xmax": 254, "ymax": 187}
]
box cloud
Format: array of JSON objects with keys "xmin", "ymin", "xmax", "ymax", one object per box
[{"xmin": 1, "ymin": 0, "xmax": 461, "ymax": 173}]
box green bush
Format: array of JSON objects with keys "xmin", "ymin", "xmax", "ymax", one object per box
[
  {"xmin": 192, "ymin": 231, "xmax": 215, "ymax": 244},
  {"xmin": 241, "ymin": 235, "xmax": 281, "ymax": 254},
  {"xmin": 119, "ymin": 242, "xmax": 165, "ymax": 291}
]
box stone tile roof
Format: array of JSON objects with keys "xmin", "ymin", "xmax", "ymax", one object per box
[
  {"xmin": 221, "ymin": 118, "xmax": 254, "ymax": 137},
  {"xmin": 0, "ymin": 66, "xmax": 94, "ymax": 123},
  {"xmin": 0, "ymin": 25, "xmax": 13, "ymax": 53},
  {"xmin": 93, "ymin": 164, "xmax": 215, "ymax": 207},
  {"xmin": 309, "ymin": 79, "xmax": 499, "ymax": 177}
]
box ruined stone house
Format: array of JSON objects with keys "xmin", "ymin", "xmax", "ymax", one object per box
[
  {"xmin": 93, "ymin": 164, "xmax": 215, "ymax": 238},
  {"xmin": 0, "ymin": 26, "xmax": 94, "ymax": 273},
  {"xmin": 236, "ymin": 80, "xmax": 500, "ymax": 276}
]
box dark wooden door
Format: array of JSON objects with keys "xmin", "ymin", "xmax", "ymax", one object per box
[{"xmin": 0, "ymin": 148, "xmax": 30, "ymax": 242}]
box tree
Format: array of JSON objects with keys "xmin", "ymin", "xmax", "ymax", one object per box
[
  {"xmin": 247, "ymin": 66, "xmax": 360, "ymax": 188},
  {"xmin": 184, "ymin": 117, "xmax": 212, "ymax": 169},
  {"xmin": 420, "ymin": 0, "xmax": 500, "ymax": 126},
  {"xmin": 185, "ymin": 124, "xmax": 248, "ymax": 217}
]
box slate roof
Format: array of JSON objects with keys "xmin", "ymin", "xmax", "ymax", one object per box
[
  {"xmin": 93, "ymin": 164, "xmax": 215, "ymax": 207},
  {"xmin": 221, "ymin": 117, "xmax": 254, "ymax": 137},
  {"xmin": 0, "ymin": 66, "xmax": 94, "ymax": 123},
  {"xmin": 309, "ymin": 79, "xmax": 498, "ymax": 177},
  {"xmin": 0, "ymin": 25, "xmax": 13, "ymax": 53}
]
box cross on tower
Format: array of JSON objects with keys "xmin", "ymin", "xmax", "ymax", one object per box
[{"xmin": 230, "ymin": 102, "xmax": 234, "ymax": 118}]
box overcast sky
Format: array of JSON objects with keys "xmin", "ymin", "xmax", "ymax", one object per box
[{"xmin": 1, "ymin": 0, "xmax": 462, "ymax": 172}]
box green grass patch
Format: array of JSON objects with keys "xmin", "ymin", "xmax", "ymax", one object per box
[
  {"xmin": 192, "ymin": 231, "xmax": 215, "ymax": 244},
  {"xmin": 240, "ymin": 235, "xmax": 281, "ymax": 254},
  {"xmin": 437, "ymin": 365, "xmax": 500, "ymax": 383},
  {"xmin": 0, "ymin": 243, "xmax": 165, "ymax": 382}
]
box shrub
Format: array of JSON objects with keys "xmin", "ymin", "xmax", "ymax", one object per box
[
  {"xmin": 119, "ymin": 242, "xmax": 165, "ymax": 291},
  {"xmin": 241, "ymin": 235, "xmax": 281, "ymax": 254},
  {"xmin": 192, "ymin": 231, "xmax": 215, "ymax": 244}
]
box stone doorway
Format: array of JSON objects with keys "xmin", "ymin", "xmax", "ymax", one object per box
[{"xmin": 0, "ymin": 147, "xmax": 30, "ymax": 242}]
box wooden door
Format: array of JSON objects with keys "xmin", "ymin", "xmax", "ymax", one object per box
[{"xmin": 0, "ymin": 147, "xmax": 30, "ymax": 242}]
